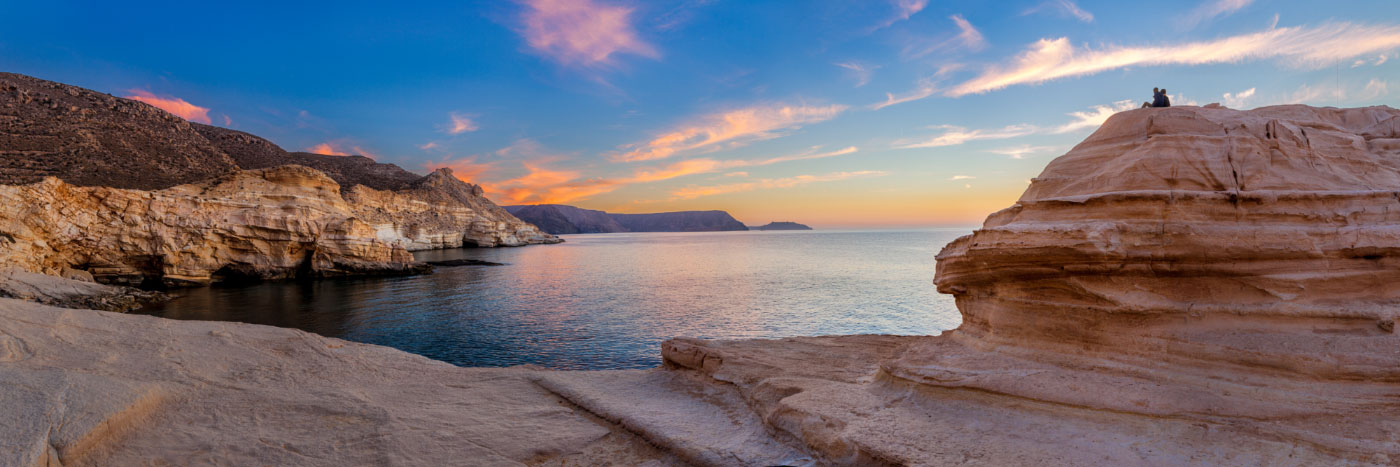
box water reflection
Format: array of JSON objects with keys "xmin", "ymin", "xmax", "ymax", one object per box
[{"xmin": 140, "ymin": 229, "xmax": 969, "ymax": 369}]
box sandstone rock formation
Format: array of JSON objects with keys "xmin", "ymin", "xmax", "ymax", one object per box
[
  {"xmin": 0, "ymin": 165, "xmax": 433, "ymax": 287},
  {"xmin": 0, "ymin": 72, "xmax": 559, "ymax": 268}
]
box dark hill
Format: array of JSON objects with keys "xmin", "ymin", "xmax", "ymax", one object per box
[
  {"xmin": 0, "ymin": 72, "xmax": 239, "ymax": 189},
  {"xmin": 752, "ymin": 221, "xmax": 812, "ymax": 230},
  {"xmin": 506, "ymin": 204, "xmax": 748, "ymax": 234}
]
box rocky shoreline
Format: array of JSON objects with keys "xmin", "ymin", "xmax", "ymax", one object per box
[{"xmin": 3, "ymin": 103, "xmax": 1400, "ymax": 464}]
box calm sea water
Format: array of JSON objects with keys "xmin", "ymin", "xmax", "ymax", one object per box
[{"xmin": 138, "ymin": 229, "xmax": 969, "ymax": 369}]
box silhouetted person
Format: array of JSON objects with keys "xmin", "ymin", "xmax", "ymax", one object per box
[
  {"xmin": 1143, "ymin": 87, "xmax": 1162, "ymax": 108},
  {"xmin": 1158, "ymin": 89, "xmax": 1171, "ymax": 107}
]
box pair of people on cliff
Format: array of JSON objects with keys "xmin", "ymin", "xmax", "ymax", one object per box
[{"xmin": 1142, "ymin": 87, "xmax": 1171, "ymax": 108}]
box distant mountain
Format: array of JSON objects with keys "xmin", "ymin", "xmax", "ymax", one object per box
[
  {"xmin": 752, "ymin": 221, "xmax": 812, "ymax": 231},
  {"xmin": 503, "ymin": 204, "xmax": 626, "ymax": 234},
  {"xmin": 506, "ymin": 204, "xmax": 748, "ymax": 234}
]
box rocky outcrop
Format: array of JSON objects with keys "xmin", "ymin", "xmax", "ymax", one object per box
[
  {"xmin": 752, "ymin": 221, "xmax": 812, "ymax": 230},
  {"xmin": 0, "ymin": 166, "xmax": 429, "ymax": 287},
  {"xmin": 351, "ymin": 168, "xmax": 559, "ymax": 248},
  {"xmin": 0, "ymin": 72, "xmax": 559, "ymax": 266},
  {"xmin": 507, "ymin": 204, "xmax": 748, "ymax": 234}
]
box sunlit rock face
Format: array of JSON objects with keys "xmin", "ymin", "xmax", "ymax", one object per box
[
  {"xmin": 918, "ymin": 104, "xmax": 1400, "ymax": 456},
  {"xmin": 0, "ymin": 165, "xmax": 428, "ymax": 286},
  {"xmin": 347, "ymin": 168, "xmax": 560, "ymax": 249}
]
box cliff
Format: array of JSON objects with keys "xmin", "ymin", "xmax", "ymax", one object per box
[
  {"xmin": 507, "ymin": 204, "xmax": 748, "ymax": 234},
  {"xmin": 0, "ymin": 73, "xmax": 558, "ymax": 287},
  {"xmin": 752, "ymin": 221, "xmax": 812, "ymax": 230}
]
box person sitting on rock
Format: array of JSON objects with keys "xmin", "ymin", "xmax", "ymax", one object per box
[
  {"xmin": 1142, "ymin": 87, "xmax": 1160, "ymax": 108},
  {"xmin": 1156, "ymin": 89, "xmax": 1172, "ymax": 108}
]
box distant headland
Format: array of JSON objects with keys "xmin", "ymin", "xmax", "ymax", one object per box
[
  {"xmin": 505, "ymin": 204, "xmax": 748, "ymax": 234},
  {"xmin": 751, "ymin": 221, "xmax": 812, "ymax": 231}
]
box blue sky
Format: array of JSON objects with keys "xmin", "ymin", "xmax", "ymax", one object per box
[{"xmin": 3, "ymin": 0, "xmax": 1397, "ymax": 226}]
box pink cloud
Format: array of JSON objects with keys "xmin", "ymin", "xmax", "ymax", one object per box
[
  {"xmin": 519, "ymin": 0, "xmax": 659, "ymax": 66},
  {"xmin": 613, "ymin": 103, "xmax": 847, "ymax": 162},
  {"xmin": 125, "ymin": 90, "xmax": 212, "ymax": 124},
  {"xmin": 445, "ymin": 113, "xmax": 478, "ymax": 134}
]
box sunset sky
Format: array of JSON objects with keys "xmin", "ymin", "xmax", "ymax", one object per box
[{"xmin": 3, "ymin": 0, "xmax": 1398, "ymax": 227}]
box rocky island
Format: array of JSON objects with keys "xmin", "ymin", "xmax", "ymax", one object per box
[
  {"xmin": 751, "ymin": 221, "xmax": 812, "ymax": 230},
  {"xmin": 2, "ymin": 101, "xmax": 1399, "ymax": 464},
  {"xmin": 505, "ymin": 204, "xmax": 748, "ymax": 234}
]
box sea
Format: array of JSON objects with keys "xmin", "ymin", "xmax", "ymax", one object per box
[{"xmin": 136, "ymin": 229, "xmax": 970, "ymax": 369}]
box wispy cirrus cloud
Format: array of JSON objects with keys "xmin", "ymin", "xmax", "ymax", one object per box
[
  {"xmin": 443, "ymin": 112, "xmax": 479, "ymax": 134},
  {"xmin": 1176, "ymin": 0, "xmax": 1251, "ymax": 30},
  {"xmin": 835, "ymin": 62, "xmax": 877, "ymax": 87},
  {"xmin": 872, "ymin": 0, "xmax": 928, "ymax": 31},
  {"xmin": 518, "ymin": 0, "xmax": 659, "ymax": 67},
  {"xmin": 1022, "ymin": 0, "xmax": 1093, "ymax": 23},
  {"xmin": 613, "ymin": 103, "xmax": 847, "ymax": 162},
  {"xmin": 125, "ymin": 90, "xmax": 212, "ymax": 124},
  {"xmin": 949, "ymin": 175, "xmax": 975, "ymax": 180},
  {"xmin": 895, "ymin": 100, "xmax": 1135, "ymax": 149},
  {"xmin": 903, "ymin": 15, "xmax": 986, "ymax": 59},
  {"xmin": 948, "ymin": 22, "xmax": 1400, "ymax": 97},
  {"xmin": 671, "ymin": 171, "xmax": 887, "ymax": 200},
  {"xmin": 894, "ymin": 124, "xmax": 1037, "ymax": 149}
]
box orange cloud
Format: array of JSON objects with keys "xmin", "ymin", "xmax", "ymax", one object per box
[
  {"xmin": 670, "ymin": 171, "xmax": 887, "ymax": 200},
  {"xmin": 519, "ymin": 0, "xmax": 659, "ymax": 66},
  {"xmin": 305, "ymin": 142, "xmax": 376, "ymax": 159},
  {"xmin": 306, "ymin": 143, "xmax": 349, "ymax": 156},
  {"xmin": 125, "ymin": 90, "xmax": 212, "ymax": 124},
  {"xmin": 487, "ymin": 163, "xmax": 621, "ymax": 205},
  {"xmin": 424, "ymin": 157, "xmax": 495, "ymax": 183},
  {"xmin": 614, "ymin": 103, "xmax": 847, "ymax": 162}
]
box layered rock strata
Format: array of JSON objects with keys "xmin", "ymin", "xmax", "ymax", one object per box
[{"xmin": 0, "ymin": 166, "xmax": 430, "ymax": 287}]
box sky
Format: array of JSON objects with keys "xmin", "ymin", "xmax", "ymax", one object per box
[{"xmin": 2, "ymin": 0, "xmax": 1398, "ymax": 228}]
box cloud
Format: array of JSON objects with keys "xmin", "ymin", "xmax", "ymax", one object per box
[
  {"xmin": 124, "ymin": 90, "xmax": 212, "ymax": 124},
  {"xmin": 1362, "ymin": 79, "xmax": 1390, "ymax": 100},
  {"xmin": 1022, "ymin": 1, "xmax": 1094, "ymax": 23},
  {"xmin": 419, "ymin": 142, "xmax": 440, "ymax": 150},
  {"xmin": 613, "ymin": 103, "xmax": 847, "ymax": 162},
  {"xmin": 445, "ymin": 113, "xmax": 479, "ymax": 134},
  {"xmin": 670, "ymin": 171, "xmax": 887, "ymax": 200},
  {"xmin": 625, "ymin": 146, "xmax": 859, "ymax": 183},
  {"xmin": 1177, "ymin": 0, "xmax": 1252, "ymax": 30},
  {"xmin": 1286, "ymin": 82, "xmax": 1348, "ymax": 104},
  {"xmin": 895, "ymin": 100, "xmax": 1135, "ymax": 149},
  {"xmin": 872, "ymin": 0, "xmax": 928, "ymax": 31},
  {"xmin": 872, "ymin": 80, "xmax": 939, "ymax": 110},
  {"xmin": 424, "ymin": 156, "xmax": 495, "ymax": 183},
  {"xmin": 1222, "ymin": 87, "xmax": 1256, "ymax": 108},
  {"xmin": 949, "ymin": 175, "xmax": 975, "ymax": 180},
  {"xmin": 948, "ymin": 22, "xmax": 1400, "ymax": 97},
  {"xmin": 1051, "ymin": 100, "xmax": 1137, "ymax": 133},
  {"xmin": 305, "ymin": 142, "xmax": 375, "ymax": 158},
  {"xmin": 220, "ymin": 115, "xmax": 233, "ymax": 126},
  {"xmin": 835, "ymin": 62, "xmax": 877, "ymax": 87},
  {"xmin": 986, "ymin": 145, "xmax": 1061, "ymax": 159},
  {"xmin": 894, "ymin": 124, "xmax": 1037, "ymax": 149},
  {"xmin": 306, "ymin": 143, "xmax": 349, "ymax": 156},
  {"xmin": 518, "ymin": 0, "xmax": 659, "ymax": 67},
  {"xmin": 725, "ymin": 171, "xmax": 748, "ymax": 177},
  {"xmin": 903, "ymin": 15, "xmax": 986, "ymax": 59}
]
